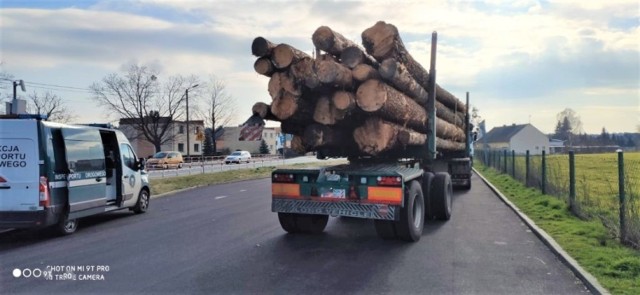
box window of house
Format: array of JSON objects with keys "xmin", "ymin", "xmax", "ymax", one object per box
[
  {"xmin": 179, "ymin": 126, "xmax": 184, "ymax": 134},
  {"xmin": 195, "ymin": 126, "xmax": 200, "ymax": 134},
  {"xmin": 178, "ymin": 143, "xmax": 184, "ymax": 152},
  {"xmin": 194, "ymin": 144, "xmax": 200, "ymax": 152}
]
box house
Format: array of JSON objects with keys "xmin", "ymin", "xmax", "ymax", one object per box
[
  {"xmin": 119, "ymin": 117, "xmax": 205, "ymax": 158},
  {"xmin": 480, "ymin": 123, "xmax": 549, "ymax": 155},
  {"xmin": 219, "ymin": 126, "xmax": 282, "ymax": 155},
  {"xmin": 549, "ymin": 139, "xmax": 565, "ymax": 154}
]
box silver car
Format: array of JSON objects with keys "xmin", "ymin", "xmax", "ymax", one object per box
[{"xmin": 225, "ymin": 151, "xmax": 251, "ymax": 164}]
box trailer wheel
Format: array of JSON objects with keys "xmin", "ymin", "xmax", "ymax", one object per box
[
  {"xmin": 421, "ymin": 172, "xmax": 435, "ymax": 220},
  {"xmin": 54, "ymin": 212, "xmax": 78, "ymax": 236},
  {"xmin": 278, "ymin": 213, "xmax": 328, "ymax": 234},
  {"xmin": 374, "ymin": 220, "xmax": 396, "ymax": 239},
  {"xmin": 394, "ymin": 180, "xmax": 424, "ymax": 242},
  {"xmin": 431, "ymin": 172, "xmax": 452, "ymax": 220}
]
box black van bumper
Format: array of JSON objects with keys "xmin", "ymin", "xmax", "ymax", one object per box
[{"xmin": 0, "ymin": 206, "xmax": 62, "ymax": 229}]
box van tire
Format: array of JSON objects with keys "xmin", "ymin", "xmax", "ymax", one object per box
[
  {"xmin": 133, "ymin": 189, "xmax": 150, "ymax": 214},
  {"xmin": 55, "ymin": 213, "xmax": 78, "ymax": 235}
]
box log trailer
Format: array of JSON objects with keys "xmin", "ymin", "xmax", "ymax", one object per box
[{"xmin": 270, "ymin": 32, "xmax": 474, "ymax": 242}]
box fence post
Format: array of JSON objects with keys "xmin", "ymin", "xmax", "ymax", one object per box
[
  {"xmin": 525, "ymin": 150, "xmax": 530, "ymax": 187},
  {"xmin": 541, "ymin": 150, "xmax": 546, "ymax": 194},
  {"xmin": 511, "ymin": 150, "xmax": 515, "ymax": 177},
  {"xmin": 569, "ymin": 151, "xmax": 576, "ymax": 212},
  {"xmin": 503, "ymin": 150, "xmax": 507, "ymax": 173},
  {"xmin": 618, "ymin": 150, "xmax": 627, "ymax": 244}
]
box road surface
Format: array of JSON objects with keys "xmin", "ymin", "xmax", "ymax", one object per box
[{"xmin": 0, "ymin": 173, "xmax": 589, "ymax": 294}]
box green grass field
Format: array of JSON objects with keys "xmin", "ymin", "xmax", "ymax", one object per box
[{"xmin": 476, "ymin": 165, "xmax": 640, "ymax": 294}]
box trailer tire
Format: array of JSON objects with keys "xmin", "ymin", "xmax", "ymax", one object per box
[
  {"xmin": 431, "ymin": 172, "xmax": 452, "ymax": 220},
  {"xmin": 278, "ymin": 213, "xmax": 299, "ymax": 233},
  {"xmin": 421, "ymin": 172, "xmax": 435, "ymax": 220},
  {"xmin": 278, "ymin": 213, "xmax": 328, "ymax": 234},
  {"xmin": 374, "ymin": 220, "xmax": 396, "ymax": 239},
  {"xmin": 394, "ymin": 180, "xmax": 424, "ymax": 242}
]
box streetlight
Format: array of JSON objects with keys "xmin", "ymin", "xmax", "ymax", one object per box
[{"xmin": 185, "ymin": 84, "xmax": 199, "ymax": 161}]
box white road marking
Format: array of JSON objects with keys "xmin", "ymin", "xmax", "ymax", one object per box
[
  {"xmin": 240, "ymin": 189, "xmax": 247, "ymax": 192},
  {"xmin": 215, "ymin": 196, "xmax": 228, "ymax": 200}
]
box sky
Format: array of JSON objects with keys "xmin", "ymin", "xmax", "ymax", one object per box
[{"xmin": 0, "ymin": 0, "xmax": 638, "ymax": 134}]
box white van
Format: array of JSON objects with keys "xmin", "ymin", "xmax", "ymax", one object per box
[{"xmin": 0, "ymin": 115, "xmax": 151, "ymax": 235}]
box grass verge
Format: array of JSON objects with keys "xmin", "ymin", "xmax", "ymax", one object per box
[
  {"xmin": 475, "ymin": 164, "xmax": 640, "ymax": 295},
  {"xmin": 149, "ymin": 160, "xmax": 347, "ymax": 196}
]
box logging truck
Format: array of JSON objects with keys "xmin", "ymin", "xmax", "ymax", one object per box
[{"xmin": 256, "ymin": 24, "xmax": 474, "ymax": 242}]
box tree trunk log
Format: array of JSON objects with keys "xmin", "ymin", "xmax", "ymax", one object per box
[
  {"xmin": 314, "ymin": 58, "xmax": 353, "ymax": 89},
  {"xmin": 356, "ymin": 79, "xmax": 466, "ymax": 141},
  {"xmin": 272, "ymin": 44, "xmax": 310, "ymax": 69},
  {"xmin": 303, "ymin": 124, "xmax": 348, "ymax": 149},
  {"xmin": 340, "ymin": 46, "xmax": 379, "ymax": 69},
  {"xmin": 251, "ymin": 37, "xmax": 276, "ymax": 57},
  {"xmin": 282, "ymin": 122, "xmax": 305, "ymax": 136},
  {"xmin": 252, "ymin": 102, "xmax": 279, "ymax": 122},
  {"xmin": 290, "ymin": 57, "xmax": 321, "ymax": 89},
  {"xmin": 356, "ymin": 79, "xmax": 428, "ymax": 133},
  {"xmin": 291, "ymin": 135, "xmax": 308, "ymax": 154},
  {"xmin": 312, "ymin": 26, "xmax": 360, "ymax": 57},
  {"xmin": 313, "ymin": 94, "xmax": 338, "ymax": 125},
  {"xmin": 254, "ymin": 57, "xmax": 275, "ymax": 77},
  {"xmin": 352, "ymin": 64, "xmax": 380, "ymax": 83},
  {"xmin": 361, "ymin": 21, "xmax": 467, "ymax": 113},
  {"xmin": 436, "ymin": 138, "xmax": 465, "ymax": 151},
  {"xmin": 379, "ymin": 58, "xmax": 465, "ymax": 127},
  {"xmin": 271, "ymin": 92, "xmax": 300, "ymax": 120},
  {"xmin": 267, "ymin": 72, "xmax": 301, "ymax": 100},
  {"xmin": 332, "ymin": 90, "xmax": 355, "ymax": 112},
  {"xmin": 353, "ymin": 118, "xmax": 425, "ymax": 156}
]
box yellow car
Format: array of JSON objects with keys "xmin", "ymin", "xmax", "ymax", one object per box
[{"xmin": 146, "ymin": 151, "xmax": 184, "ymax": 169}]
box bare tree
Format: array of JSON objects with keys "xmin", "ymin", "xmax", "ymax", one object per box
[
  {"xmin": 27, "ymin": 91, "xmax": 76, "ymax": 123},
  {"xmin": 556, "ymin": 108, "xmax": 583, "ymax": 135},
  {"xmin": 89, "ymin": 63, "xmax": 199, "ymax": 152},
  {"xmin": 197, "ymin": 75, "xmax": 236, "ymax": 154}
]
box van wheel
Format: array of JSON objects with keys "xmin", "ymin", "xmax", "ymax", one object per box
[
  {"xmin": 55, "ymin": 213, "xmax": 78, "ymax": 235},
  {"xmin": 162, "ymin": 163, "xmax": 168, "ymax": 169},
  {"xmin": 178, "ymin": 162, "xmax": 183, "ymax": 169},
  {"xmin": 133, "ymin": 189, "xmax": 150, "ymax": 214}
]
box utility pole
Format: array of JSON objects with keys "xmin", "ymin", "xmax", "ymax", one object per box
[{"xmin": 185, "ymin": 84, "xmax": 199, "ymax": 161}]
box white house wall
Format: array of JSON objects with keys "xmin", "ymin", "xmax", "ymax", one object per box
[{"xmin": 510, "ymin": 125, "xmax": 549, "ymax": 155}]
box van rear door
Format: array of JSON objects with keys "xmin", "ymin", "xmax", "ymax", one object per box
[
  {"xmin": 0, "ymin": 119, "xmax": 40, "ymax": 211},
  {"xmin": 61, "ymin": 128, "xmax": 107, "ymax": 216}
]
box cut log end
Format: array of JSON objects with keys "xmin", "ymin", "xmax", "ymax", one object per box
[
  {"xmin": 251, "ymin": 37, "xmax": 275, "ymax": 57},
  {"xmin": 272, "ymin": 44, "xmax": 308, "ymax": 69},
  {"xmin": 313, "ymin": 95, "xmax": 336, "ymax": 125},
  {"xmin": 353, "ymin": 118, "xmax": 397, "ymax": 156},
  {"xmin": 312, "ymin": 26, "xmax": 336, "ymax": 53},
  {"xmin": 252, "ymin": 102, "xmax": 270, "ymax": 118},
  {"xmin": 361, "ymin": 21, "xmax": 400, "ymax": 60},
  {"xmin": 254, "ymin": 57, "xmax": 274, "ymax": 77},
  {"xmin": 356, "ymin": 79, "xmax": 387, "ymax": 112},
  {"xmin": 271, "ymin": 92, "xmax": 298, "ymax": 120},
  {"xmin": 352, "ymin": 64, "xmax": 380, "ymax": 83},
  {"xmin": 332, "ymin": 91, "xmax": 355, "ymax": 111}
]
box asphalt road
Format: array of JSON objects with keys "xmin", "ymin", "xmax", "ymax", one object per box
[{"xmin": 0, "ymin": 173, "xmax": 589, "ymax": 294}]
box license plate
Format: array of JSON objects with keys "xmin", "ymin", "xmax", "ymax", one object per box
[{"xmin": 321, "ymin": 188, "xmax": 345, "ymax": 199}]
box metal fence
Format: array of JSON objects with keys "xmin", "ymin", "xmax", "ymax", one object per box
[{"xmin": 476, "ymin": 149, "xmax": 640, "ymax": 249}]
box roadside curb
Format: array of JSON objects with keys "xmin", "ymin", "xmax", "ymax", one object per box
[{"xmin": 472, "ymin": 168, "xmax": 609, "ymax": 295}]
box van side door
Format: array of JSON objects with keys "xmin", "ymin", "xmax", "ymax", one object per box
[
  {"xmin": 61, "ymin": 128, "xmax": 107, "ymax": 217},
  {"xmin": 120, "ymin": 144, "xmax": 142, "ymax": 207}
]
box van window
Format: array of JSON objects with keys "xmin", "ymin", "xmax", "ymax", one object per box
[
  {"xmin": 152, "ymin": 152, "xmax": 168, "ymax": 159},
  {"xmin": 121, "ymin": 144, "xmax": 136, "ymax": 170},
  {"xmin": 66, "ymin": 139, "xmax": 105, "ymax": 172}
]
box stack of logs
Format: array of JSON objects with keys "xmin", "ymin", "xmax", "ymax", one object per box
[{"xmin": 251, "ymin": 21, "xmax": 467, "ymax": 158}]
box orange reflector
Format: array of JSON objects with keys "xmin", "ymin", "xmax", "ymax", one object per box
[
  {"xmin": 272, "ymin": 183, "xmax": 300, "ymax": 198},
  {"xmin": 367, "ymin": 187, "xmax": 403, "ymax": 204}
]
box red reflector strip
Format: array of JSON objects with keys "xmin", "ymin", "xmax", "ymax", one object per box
[
  {"xmin": 273, "ymin": 173, "xmax": 295, "ymax": 183},
  {"xmin": 272, "ymin": 183, "xmax": 300, "ymax": 198},
  {"xmin": 377, "ymin": 176, "xmax": 402, "ymax": 186},
  {"xmin": 39, "ymin": 176, "xmax": 50, "ymax": 207},
  {"xmin": 367, "ymin": 187, "xmax": 402, "ymax": 204}
]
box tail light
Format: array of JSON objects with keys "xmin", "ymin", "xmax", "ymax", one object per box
[
  {"xmin": 273, "ymin": 173, "xmax": 295, "ymax": 183},
  {"xmin": 377, "ymin": 176, "xmax": 402, "ymax": 186},
  {"xmin": 39, "ymin": 176, "xmax": 50, "ymax": 208}
]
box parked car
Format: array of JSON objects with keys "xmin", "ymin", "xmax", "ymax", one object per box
[
  {"xmin": 225, "ymin": 151, "xmax": 251, "ymax": 164},
  {"xmin": 146, "ymin": 151, "xmax": 184, "ymax": 169}
]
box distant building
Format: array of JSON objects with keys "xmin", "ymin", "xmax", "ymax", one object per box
[
  {"xmin": 219, "ymin": 126, "xmax": 282, "ymax": 155},
  {"xmin": 481, "ymin": 123, "xmax": 548, "ymax": 155},
  {"xmin": 119, "ymin": 117, "xmax": 204, "ymax": 158},
  {"xmin": 549, "ymin": 139, "xmax": 565, "ymax": 154}
]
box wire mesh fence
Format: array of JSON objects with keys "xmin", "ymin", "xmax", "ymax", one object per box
[{"xmin": 476, "ymin": 149, "xmax": 640, "ymax": 249}]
